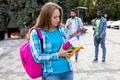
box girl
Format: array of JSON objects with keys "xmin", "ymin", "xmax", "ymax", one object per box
[{"xmin": 28, "ymin": 2, "xmax": 73, "ymax": 80}]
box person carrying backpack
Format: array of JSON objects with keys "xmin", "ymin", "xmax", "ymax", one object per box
[
  {"xmin": 65, "ymin": 9, "xmax": 83, "ymax": 62},
  {"xmin": 27, "ymin": 2, "xmax": 73, "ymax": 80}
]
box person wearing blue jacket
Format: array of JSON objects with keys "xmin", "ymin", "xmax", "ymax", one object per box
[
  {"xmin": 92, "ymin": 9, "xmax": 107, "ymax": 63},
  {"xmin": 28, "ymin": 2, "xmax": 73, "ymax": 80}
]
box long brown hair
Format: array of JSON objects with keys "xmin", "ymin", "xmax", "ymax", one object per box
[{"xmin": 26, "ymin": 2, "xmax": 63, "ymax": 39}]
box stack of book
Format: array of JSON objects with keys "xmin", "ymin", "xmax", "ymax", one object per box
[{"xmin": 62, "ymin": 37, "xmax": 84, "ymax": 59}]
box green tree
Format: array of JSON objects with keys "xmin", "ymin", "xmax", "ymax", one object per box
[
  {"xmin": 8, "ymin": 0, "xmax": 120, "ymax": 26},
  {"xmin": 79, "ymin": 0, "xmax": 120, "ymax": 23},
  {"xmin": 0, "ymin": 0, "xmax": 10, "ymax": 31},
  {"xmin": 69, "ymin": 0, "xmax": 80, "ymax": 8},
  {"xmin": 57, "ymin": 0, "xmax": 70, "ymax": 23},
  {"xmin": 16, "ymin": 0, "xmax": 40, "ymax": 28}
]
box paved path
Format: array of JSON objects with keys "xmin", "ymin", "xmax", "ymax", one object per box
[{"xmin": 0, "ymin": 26, "xmax": 120, "ymax": 80}]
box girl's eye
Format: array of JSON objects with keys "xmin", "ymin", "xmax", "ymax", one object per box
[
  {"xmin": 54, "ymin": 17, "xmax": 57, "ymax": 19},
  {"xmin": 54, "ymin": 15, "xmax": 60, "ymax": 19}
]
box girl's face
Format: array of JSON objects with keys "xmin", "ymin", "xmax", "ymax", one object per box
[{"xmin": 51, "ymin": 9, "xmax": 60, "ymax": 28}]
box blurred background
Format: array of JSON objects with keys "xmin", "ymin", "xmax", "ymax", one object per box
[
  {"xmin": 0, "ymin": 0, "xmax": 120, "ymax": 40},
  {"xmin": 0, "ymin": 0, "xmax": 120, "ymax": 80}
]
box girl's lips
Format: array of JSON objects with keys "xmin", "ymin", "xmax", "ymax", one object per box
[{"xmin": 56, "ymin": 22, "xmax": 59, "ymax": 24}]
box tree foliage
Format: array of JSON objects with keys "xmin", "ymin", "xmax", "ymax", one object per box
[
  {"xmin": 5, "ymin": 0, "xmax": 120, "ymax": 28},
  {"xmin": 57, "ymin": 0, "xmax": 70, "ymax": 23},
  {"xmin": 77, "ymin": 0, "xmax": 120, "ymax": 23}
]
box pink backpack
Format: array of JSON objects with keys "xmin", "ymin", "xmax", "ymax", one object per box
[{"xmin": 19, "ymin": 28, "xmax": 43, "ymax": 79}]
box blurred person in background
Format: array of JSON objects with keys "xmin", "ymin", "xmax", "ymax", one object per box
[
  {"xmin": 92, "ymin": 9, "xmax": 107, "ymax": 63},
  {"xmin": 65, "ymin": 9, "xmax": 83, "ymax": 62}
]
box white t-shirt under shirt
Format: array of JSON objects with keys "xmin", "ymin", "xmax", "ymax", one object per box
[{"xmin": 70, "ymin": 18, "xmax": 78, "ymax": 35}]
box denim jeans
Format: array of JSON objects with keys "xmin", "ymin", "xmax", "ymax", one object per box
[
  {"xmin": 69, "ymin": 35, "xmax": 80, "ymax": 60},
  {"xmin": 94, "ymin": 36, "xmax": 106, "ymax": 60},
  {"xmin": 42, "ymin": 71, "xmax": 73, "ymax": 80}
]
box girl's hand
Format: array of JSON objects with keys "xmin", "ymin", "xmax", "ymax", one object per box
[{"xmin": 58, "ymin": 46, "xmax": 72, "ymax": 58}]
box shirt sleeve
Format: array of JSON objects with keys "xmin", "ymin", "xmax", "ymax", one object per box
[
  {"xmin": 100, "ymin": 19, "xmax": 107, "ymax": 38},
  {"xmin": 30, "ymin": 29, "xmax": 59, "ymax": 63},
  {"xmin": 65, "ymin": 19, "xmax": 70, "ymax": 28},
  {"xmin": 78, "ymin": 18, "xmax": 84, "ymax": 29}
]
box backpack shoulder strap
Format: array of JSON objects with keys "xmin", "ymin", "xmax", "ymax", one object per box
[
  {"xmin": 68, "ymin": 17, "xmax": 79, "ymax": 23},
  {"xmin": 75, "ymin": 17, "xmax": 79, "ymax": 23},
  {"xmin": 35, "ymin": 28, "xmax": 44, "ymax": 52},
  {"xmin": 35, "ymin": 28, "xmax": 42, "ymax": 39}
]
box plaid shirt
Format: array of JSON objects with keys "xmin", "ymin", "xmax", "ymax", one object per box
[{"xmin": 30, "ymin": 26, "xmax": 73, "ymax": 75}]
